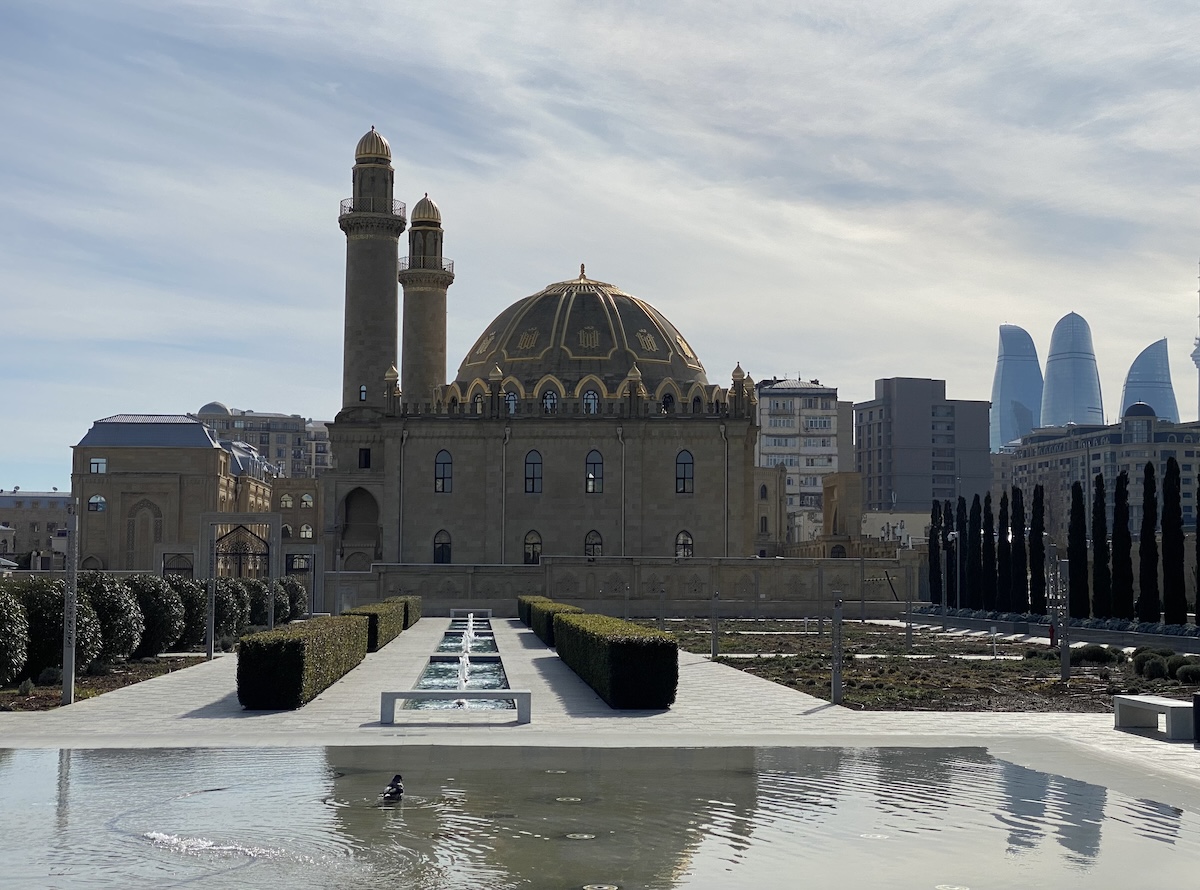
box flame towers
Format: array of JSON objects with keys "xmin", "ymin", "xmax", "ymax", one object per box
[
  {"xmin": 1040, "ymin": 312, "xmax": 1104, "ymax": 427},
  {"xmin": 1120, "ymin": 338, "xmax": 1178, "ymax": 421},
  {"xmin": 990, "ymin": 324, "xmax": 1044, "ymax": 450}
]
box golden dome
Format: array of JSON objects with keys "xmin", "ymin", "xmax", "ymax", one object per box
[
  {"xmin": 411, "ymin": 193, "xmax": 441, "ymax": 223},
  {"xmin": 355, "ymin": 126, "xmax": 391, "ymax": 162}
]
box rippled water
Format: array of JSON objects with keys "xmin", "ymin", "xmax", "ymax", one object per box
[
  {"xmin": 435, "ymin": 633, "xmax": 498, "ymax": 654},
  {"xmin": 407, "ymin": 659, "xmax": 513, "ymax": 710},
  {"xmin": 2, "ymin": 746, "xmax": 1197, "ymax": 889}
]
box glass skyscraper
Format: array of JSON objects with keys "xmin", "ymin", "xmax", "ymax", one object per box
[
  {"xmin": 1040, "ymin": 312, "xmax": 1104, "ymax": 427},
  {"xmin": 989, "ymin": 323, "xmax": 1044, "ymax": 450},
  {"xmin": 1120, "ymin": 338, "xmax": 1178, "ymax": 422}
]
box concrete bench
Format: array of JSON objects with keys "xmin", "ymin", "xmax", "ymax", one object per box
[
  {"xmin": 1113, "ymin": 694, "xmax": 1194, "ymax": 740},
  {"xmin": 380, "ymin": 689, "xmax": 531, "ymax": 725}
]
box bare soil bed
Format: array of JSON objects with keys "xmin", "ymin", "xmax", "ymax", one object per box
[
  {"xmin": 0, "ymin": 656, "xmax": 206, "ymax": 712},
  {"xmin": 642, "ymin": 619, "xmax": 1200, "ymax": 713}
]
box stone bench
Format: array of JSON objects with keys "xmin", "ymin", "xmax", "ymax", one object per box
[
  {"xmin": 380, "ymin": 689, "xmax": 531, "ymax": 725},
  {"xmin": 1113, "ymin": 694, "xmax": 1194, "ymax": 740}
]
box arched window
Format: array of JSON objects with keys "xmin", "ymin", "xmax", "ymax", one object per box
[
  {"xmin": 282, "ymin": 524, "xmax": 293, "ymax": 539},
  {"xmin": 473, "ymin": 393, "xmax": 484, "ymax": 413},
  {"xmin": 586, "ymin": 450, "xmax": 604, "ymax": 493},
  {"xmin": 760, "ymin": 515, "xmax": 769, "ymax": 534},
  {"xmin": 280, "ymin": 493, "xmax": 294, "ymax": 509},
  {"xmin": 525, "ymin": 450, "xmax": 543, "ymax": 493},
  {"xmin": 300, "ymin": 524, "xmax": 313, "ymax": 539},
  {"xmin": 585, "ymin": 530, "xmax": 603, "ymax": 558},
  {"xmin": 662, "ymin": 393, "xmax": 675, "ymax": 414},
  {"xmin": 300, "ymin": 493, "xmax": 313, "ymax": 509},
  {"xmin": 449, "ymin": 397, "xmax": 459, "ymax": 410},
  {"xmin": 359, "ymin": 384, "xmax": 367, "ymax": 402},
  {"xmin": 524, "ymin": 530, "xmax": 542, "ymax": 565},
  {"xmin": 88, "ymin": 495, "xmax": 107, "ymax": 512},
  {"xmin": 676, "ymin": 532, "xmax": 696, "ymax": 561},
  {"xmin": 759, "ymin": 484, "xmax": 768, "ymax": 501},
  {"xmin": 692, "ymin": 396, "xmax": 703, "ymax": 414},
  {"xmin": 583, "ymin": 390, "xmax": 600, "ymax": 414},
  {"xmin": 435, "ymin": 449, "xmax": 452, "ymax": 493},
  {"xmin": 542, "ymin": 390, "xmax": 558, "ymax": 414},
  {"xmin": 676, "ymin": 450, "xmax": 694, "ymax": 494},
  {"xmin": 831, "ymin": 544, "xmax": 847, "ymax": 558},
  {"xmin": 505, "ymin": 391, "xmax": 518, "ymax": 415},
  {"xmin": 433, "ymin": 529, "xmax": 451, "ymax": 563}
]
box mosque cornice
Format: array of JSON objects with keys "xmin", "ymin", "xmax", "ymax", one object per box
[
  {"xmin": 339, "ymin": 215, "xmax": 406, "ymax": 238},
  {"xmin": 397, "ymin": 267, "xmax": 454, "ymax": 288}
]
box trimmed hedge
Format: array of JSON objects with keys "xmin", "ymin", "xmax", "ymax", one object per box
[
  {"xmin": 126, "ymin": 574, "xmax": 184, "ymax": 658},
  {"xmin": 236, "ymin": 614, "xmax": 369, "ymax": 710},
  {"xmin": 345, "ymin": 600, "xmax": 407, "ymax": 652},
  {"xmin": 80, "ymin": 571, "xmax": 144, "ymax": 662},
  {"xmin": 281, "ymin": 576, "xmax": 308, "ymax": 619},
  {"xmin": 385, "ymin": 595, "xmax": 422, "ymax": 629},
  {"xmin": 215, "ymin": 578, "xmax": 250, "ymax": 639},
  {"xmin": 18, "ymin": 576, "xmax": 103, "ymax": 679},
  {"xmin": 517, "ymin": 595, "xmax": 551, "ymax": 626},
  {"xmin": 167, "ymin": 576, "xmax": 208, "ymax": 650},
  {"xmin": 0, "ymin": 585, "xmax": 29, "ymax": 687},
  {"xmin": 245, "ymin": 578, "xmax": 290, "ymax": 627},
  {"xmin": 529, "ymin": 600, "xmax": 583, "ymax": 648},
  {"xmin": 1178, "ymin": 664, "xmax": 1200, "ymax": 684},
  {"xmin": 553, "ymin": 613, "xmax": 678, "ymax": 709}
]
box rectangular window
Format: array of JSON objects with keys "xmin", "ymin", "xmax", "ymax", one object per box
[
  {"xmin": 358, "ymin": 448, "xmax": 371, "ymax": 469},
  {"xmin": 90, "ymin": 457, "xmax": 107, "ymax": 474}
]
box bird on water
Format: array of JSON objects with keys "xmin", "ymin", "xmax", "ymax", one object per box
[{"xmin": 382, "ymin": 774, "xmax": 404, "ymax": 801}]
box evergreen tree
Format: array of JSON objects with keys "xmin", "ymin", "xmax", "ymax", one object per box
[
  {"xmin": 928, "ymin": 500, "xmax": 942, "ymax": 606},
  {"xmin": 956, "ymin": 496, "xmax": 968, "ymax": 606},
  {"xmin": 1011, "ymin": 486, "xmax": 1028, "ymax": 612},
  {"xmin": 1067, "ymin": 481, "xmax": 1090, "ymax": 619},
  {"xmin": 943, "ymin": 499, "xmax": 957, "ymax": 607},
  {"xmin": 1137, "ymin": 462, "xmax": 1161, "ymax": 623},
  {"xmin": 1111, "ymin": 470, "xmax": 1135, "ymax": 619},
  {"xmin": 1091, "ymin": 472, "xmax": 1111, "ymax": 619},
  {"xmin": 997, "ymin": 491, "xmax": 1012, "ymax": 612},
  {"xmin": 1161, "ymin": 456, "xmax": 1187, "ymax": 625},
  {"xmin": 982, "ymin": 493, "xmax": 997, "ymax": 611},
  {"xmin": 967, "ymin": 494, "xmax": 983, "ymax": 609},
  {"xmin": 1029, "ymin": 484, "xmax": 1047, "ymax": 614}
]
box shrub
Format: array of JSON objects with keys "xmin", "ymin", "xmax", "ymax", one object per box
[
  {"xmin": 245, "ymin": 579, "xmax": 290, "ymax": 627},
  {"xmin": 517, "ymin": 595, "xmax": 550, "ymax": 626},
  {"xmin": 281, "ymin": 576, "xmax": 308, "ymax": 619},
  {"xmin": 36, "ymin": 667, "xmax": 62, "ymax": 686},
  {"xmin": 215, "ymin": 578, "xmax": 250, "ymax": 638},
  {"xmin": 1133, "ymin": 651, "xmax": 1160, "ymax": 676},
  {"xmin": 19, "ymin": 577, "xmax": 102, "ymax": 678},
  {"xmin": 236, "ymin": 614, "xmax": 368, "ymax": 710},
  {"xmin": 529, "ymin": 600, "xmax": 584, "ymax": 648},
  {"xmin": 384, "ymin": 595, "xmax": 422, "ymax": 629},
  {"xmin": 80, "ymin": 571, "xmax": 144, "ymax": 662},
  {"xmin": 126, "ymin": 575, "xmax": 184, "ymax": 658},
  {"xmin": 1143, "ymin": 656, "xmax": 1169, "ymax": 680},
  {"xmin": 167, "ymin": 576, "xmax": 208, "ymax": 650},
  {"xmin": 1070, "ymin": 644, "xmax": 1116, "ymax": 666},
  {"xmin": 553, "ymin": 612, "xmax": 678, "ymax": 709},
  {"xmin": 345, "ymin": 600, "xmax": 406, "ymax": 652},
  {"xmin": 0, "ymin": 586, "xmax": 29, "ymax": 687},
  {"xmin": 1166, "ymin": 654, "xmax": 1199, "ymax": 679},
  {"xmin": 1106, "ymin": 646, "xmax": 1128, "ymax": 663},
  {"xmin": 1177, "ymin": 664, "xmax": 1200, "ymax": 684}
]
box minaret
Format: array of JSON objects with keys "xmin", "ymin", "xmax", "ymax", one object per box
[
  {"xmin": 338, "ymin": 127, "xmax": 406, "ymax": 411},
  {"xmin": 398, "ymin": 193, "xmax": 455, "ymax": 404},
  {"xmin": 1191, "ymin": 258, "xmax": 1200, "ymax": 421}
]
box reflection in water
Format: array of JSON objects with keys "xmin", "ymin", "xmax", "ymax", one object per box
[{"xmin": 1, "ymin": 745, "xmax": 1198, "ymax": 888}]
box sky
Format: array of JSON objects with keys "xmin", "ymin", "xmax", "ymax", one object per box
[{"xmin": 4, "ymin": 1, "xmax": 1200, "ymax": 492}]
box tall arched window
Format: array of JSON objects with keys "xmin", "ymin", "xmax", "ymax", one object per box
[
  {"xmin": 675, "ymin": 530, "xmax": 693, "ymax": 558},
  {"xmin": 435, "ymin": 449, "xmax": 453, "ymax": 492},
  {"xmin": 676, "ymin": 450, "xmax": 694, "ymax": 494},
  {"xmin": 524, "ymin": 530, "xmax": 542, "ymax": 565},
  {"xmin": 760, "ymin": 515, "xmax": 768, "ymax": 534},
  {"xmin": 662, "ymin": 393, "xmax": 675, "ymax": 413},
  {"xmin": 692, "ymin": 396, "xmax": 703, "ymax": 414},
  {"xmin": 583, "ymin": 390, "xmax": 600, "ymax": 414},
  {"xmin": 300, "ymin": 524, "xmax": 313, "ymax": 539},
  {"xmin": 359, "ymin": 384, "xmax": 367, "ymax": 401},
  {"xmin": 542, "ymin": 390, "xmax": 558, "ymax": 414},
  {"xmin": 88, "ymin": 495, "xmax": 107, "ymax": 512},
  {"xmin": 282, "ymin": 524, "xmax": 293, "ymax": 539},
  {"xmin": 759, "ymin": 484, "xmax": 768, "ymax": 501},
  {"xmin": 433, "ymin": 530, "xmax": 451, "ymax": 563},
  {"xmin": 586, "ymin": 450, "xmax": 604, "ymax": 493},
  {"xmin": 505, "ymin": 392, "xmax": 517, "ymax": 415},
  {"xmin": 280, "ymin": 493, "xmax": 294, "ymax": 509},
  {"xmin": 525, "ymin": 450, "xmax": 543, "ymax": 493},
  {"xmin": 300, "ymin": 493, "xmax": 313, "ymax": 509},
  {"xmin": 585, "ymin": 530, "xmax": 603, "ymax": 558},
  {"xmin": 473, "ymin": 393, "xmax": 484, "ymax": 413}
]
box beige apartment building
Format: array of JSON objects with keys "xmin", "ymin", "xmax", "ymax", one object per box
[
  {"xmin": 195, "ymin": 402, "xmax": 334, "ymax": 478},
  {"xmin": 0, "ymin": 489, "xmax": 73, "ymax": 568}
]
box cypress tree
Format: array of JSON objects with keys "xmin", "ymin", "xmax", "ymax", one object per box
[
  {"xmin": 1091, "ymin": 473, "xmax": 1111, "ymax": 619},
  {"xmin": 1029, "ymin": 484, "xmax": 1046, "ymax": 614},
  {"xmin": 982, "ymin": 493, "xmax": 997, "ymax": 611},
  {"xmin": 1111, "ymin": 470, "xmax": 1135, "ymax": 619},
  {"xmin": 956, "ymin": 496, "xmax": 968, "ymax": 606},
  {"xmin": 1011, "ymin": 486, "xmax": 1028, "ymax": 612},
  {"xmin": 943, "ymin": 499, "xmax": 957, "ymax": 607},
  {"xmin": 997, "ymin": 491, "xmax": 1012, "ymax": 612},
  {"xmin": 1067, "ymin": 481, "xmax": 1090, "ymax": 619},
  {"xmin": 928, "ymin": 500, "xmax": 942, "ymax": 606},
  {"xmin": 1161, "ymin": 457, "xmax": 1186, "ymax": 625},
  {"xmin": 967, "ymin": 494, "xmax": 983, "ymax": 609},
  {"xmin": 1137, "ymin": 462, "xmax": 1161, "ymax": 623}
]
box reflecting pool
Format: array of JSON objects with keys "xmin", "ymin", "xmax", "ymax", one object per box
[{"xmin": 2, "ymin": 745, "xmax": 1197, "ymax": 889}]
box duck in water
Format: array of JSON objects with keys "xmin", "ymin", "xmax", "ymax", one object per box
[{"xmin": 382, "ymin": 774, "xmax": 404, "ymax": 802}]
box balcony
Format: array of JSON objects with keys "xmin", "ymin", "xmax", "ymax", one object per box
[
  {"xmin": 339, "ymin": 197, "xmax": 406, "ymax": 219},
  {"xmin": 399, "ymin": 256, "xmax": 455, "ymax": 274}
]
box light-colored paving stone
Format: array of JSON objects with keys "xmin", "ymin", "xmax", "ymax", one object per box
[{"xmin": 2, "ymin": 617, "xmax": 1198, "ymax": 805}]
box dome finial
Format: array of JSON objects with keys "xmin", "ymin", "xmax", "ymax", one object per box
[{"xmin": 579, "ymin": 263, "xmax": 586, "ymax": 280}]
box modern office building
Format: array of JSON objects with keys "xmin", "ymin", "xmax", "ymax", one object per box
[
  {"xmin": 853, "ymin": 378, "xmax": 990, "ymax": 513},
  {"xmin": 990, "ymin": 323, "xmax": 1044, "ymax": 451},
  {"xmin": 1120, "ymin": 338, "xmax": 1179, "ymax": 422},
  {"xmin": 1040, "ymin": 312, "xmax": 1104, "ymax": 427}
]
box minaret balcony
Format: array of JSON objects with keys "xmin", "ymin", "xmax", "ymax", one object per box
[
  {"xmin": 399, "ymin": 256, "xmax": 454, "ymax": 274},
  {"xmin": 339, "ymin": 197, "xmax": 406, "ymax": 220}
]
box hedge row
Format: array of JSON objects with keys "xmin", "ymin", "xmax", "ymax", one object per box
[
  {"xmin": 345, "ymin": 599, "xmax": 407, "ymax": 652},
  {"xmin": 237, "ymin": 615, "xmax": 369, "ymax": 709},
  {"xmin": 517, "ymin": 595, "xmax": 550, "ymax": 626},
  {"xmin": 387, "ymin": 595, "xmax": 422, "ymax": 629},
  {"xmin": 529, "ymin": 599, "xmax": 583, "ymax": 649},
  {"xmin": 553, "ymin": 612, "xmax": 678, "ymax": 709}
]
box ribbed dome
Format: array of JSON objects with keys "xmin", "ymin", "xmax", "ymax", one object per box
[
  {"xmin": 1123, "ymin": 401, "xmax": 1156, "ymax": 418},
  {"xmin": 455, "ymin": 275, "xmax": 708, "ymax": 395},
  {"xmin": 355, "ymin": 126, "xmax": 391, "ymax": 162},
  {"xmin": 411, "ymin": 193, "xmax": 441, "ymax": 223},
  {"xmin": 198, "ymin": 401, "xmax": 231, "ymax": 416}
]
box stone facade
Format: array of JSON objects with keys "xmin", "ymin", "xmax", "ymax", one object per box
[{"xmin": 0, "ymin": 490, "xmax": 72, "ymax": 568}]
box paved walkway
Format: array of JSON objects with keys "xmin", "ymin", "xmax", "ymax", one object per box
[{"xmin": 2, "ymin": 617, "xmax": 1198, "ymax": 807}]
